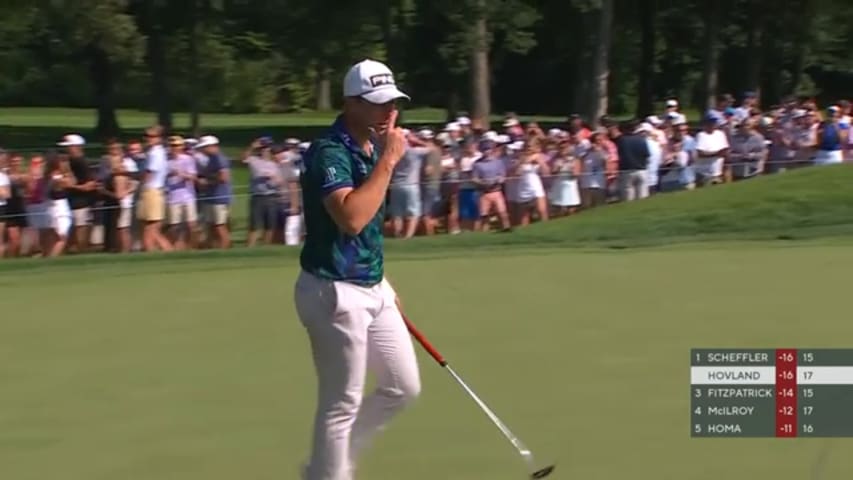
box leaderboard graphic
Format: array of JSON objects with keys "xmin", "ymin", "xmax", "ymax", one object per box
[{"xmin": 691, "ymin": 349, "xmax": 853, "ymax": 437}]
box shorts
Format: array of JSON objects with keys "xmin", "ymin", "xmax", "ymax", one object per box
[
  {"xmin": 421, "ymin": 186, "xmax": 442, "ymax": 217},
  {"xmin": 72, "ymin": 207, "xmax": 91, "ymax": 227},
  {"xmin": 27, "ymin": 203, "xmax": 49, "ymax": 230},
  {"xmin": 389, "ymin": 185, "xmax": 421, "ymax": 218},
  {"xmin": 4, "ymin": 207, "xmax": 27, "ymax": 228},
  {"xmin": 479, "ymin": 191, "xmax": 507, "ymax": 217},
  {"xmin": 458, "ymin": 189, "xmax": 480, "ymax": 221},
  {"xmin": 50, "ymin": 199, "xmax": 72, "ymax": 237},
  {"xmin": 205, "ymin": 203, "xmax": 229, "ymax": 226},
  {"xmin": 116, "ymin": 207, "xmax": 133, "ymax": 229},
  {"xmin": 250, "ymin": 194, "xmax": 278, "ymax": 231},
  {"xmin": 0, "ymin": 204, "xmax": 6, "ymax": 224},
  {"xmin": 137, "ymin": 188, "xmax": 165, "ymax": 222},
  {"xmin": 168, "ymin": 202, "xmax": 199, "ymax": 225},
  {"xmin": 284, "ymin": 214, "xmax": 303, "ymax": 246}
]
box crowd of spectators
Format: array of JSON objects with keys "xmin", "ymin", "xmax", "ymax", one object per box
[{"xmin": 0, "ymin": 93, "xmax": 849, "ymax": 258}]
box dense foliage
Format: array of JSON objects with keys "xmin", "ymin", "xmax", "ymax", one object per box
[{"xmin": 0, "ymin": 0, "xmax": 850, "ymax": 135}]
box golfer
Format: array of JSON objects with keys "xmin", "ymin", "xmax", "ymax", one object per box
[{"xmin": 294, "ymin": 59, "xmax": 421, "ymax": 480}]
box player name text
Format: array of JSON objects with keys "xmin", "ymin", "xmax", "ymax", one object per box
[
  {"xmin": 690, "ymin": 367, "xmax": 775, "ymax": 385},
  {"xmin": 703, "ymin": 424, "xmax": 743, "ymax": 434},
  {"xmin": 705, "ymin": 406, "xmax": 755, "ymax": 416},
  {"xmin": 702, "ymin": 352, "xmax": 769, "ymax": 363},
  {"xmin": 707, "ymin": 388, "xmax": 774, "ymax": 398}
]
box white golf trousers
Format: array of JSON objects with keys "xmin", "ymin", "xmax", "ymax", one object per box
[{"xmin": 294, "ymin": 270, "xmax": 421, "ymax": 480}]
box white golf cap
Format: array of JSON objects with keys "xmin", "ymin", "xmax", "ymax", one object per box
[
  {"xmin": 483, "ymin": 130, "xmax": 498, "ymax": 141},
  {"xmin": 418, "ymin": 129, "xmax": 434, "ymax": 140},
  {"xmin": 456, "ymin": 116, "xmax": 471, "ymax": 126},
  {"xmin": 285, "ymin": 137, "xmax": 300, "ymax": 145},
  {"xmin": 57, "ymin": 134, "xmax": 85, "ymax": 147},
  {"xmin": 508, "ymin": 141, "xmax": 524, "ymax": 151},
  {"xmin": 196, "ymin": 135, "xmax": 220, "ymax": 148},
  {"xmin": 666, "ymin": 99, "xmax": 678, "ymax": 108},
  {"xmin": 645, "ymin": 115, "xmax": 662, "ymax": 126},
  {"xmin": 635, "ymin": 122, "xmax": 653, "ymax": 134},
  {"xmin": 445, "ymin": 122, "xmax": 461, "ymax": 132},
  {"xmin": 503, "ymin": 118, "xmax": 520, "ymax": 127},
  {"xmin": 548, "ymin": 128, "xmax": 562, "ymax": 137},
  {"xmin": 299, "ymin": 141, "xmax": 311, "ymax": 151},
  {"xmin": 495, "ymin": 134, "xmax": 511, "ymax": 144},
  {"xmin": 343, "ymin": 59, "xmax": 410, "ymax": 105}
]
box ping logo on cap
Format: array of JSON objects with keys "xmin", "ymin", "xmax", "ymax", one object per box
[{"xmin": 369, "ymin": 73, "xmax": 394, "ymax": 87}]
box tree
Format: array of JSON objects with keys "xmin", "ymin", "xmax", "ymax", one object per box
[
  {"xmin": 587, "ymin": 0, "xmax": 614, "ymax": 123},
  {"xmin": 700, "ymin": 0, "xmax": 722, "ymax": 110}
]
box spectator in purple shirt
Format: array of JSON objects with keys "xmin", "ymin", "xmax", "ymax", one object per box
[
  {"xmin": 165, "ymin": 136, "xmax": 198, "ymax": 250},
  {"xmin": 471, "ymin": 139, "xmax": 511, "ymax": 232}
]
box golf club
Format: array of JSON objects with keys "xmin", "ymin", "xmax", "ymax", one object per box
[{"xmin": 402, "ymin": 313, "xmax": 555, "ymax": 479}]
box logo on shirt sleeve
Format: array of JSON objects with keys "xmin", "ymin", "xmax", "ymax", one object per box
[{"xmin": 324, "ymin": 167, "xmax": 337, "ymax": 184}]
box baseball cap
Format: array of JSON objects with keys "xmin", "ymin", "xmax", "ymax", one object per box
[
  {"xmin": 645, "ymin": 115, "xmax": 663, "ymax": 126},
  {"xmin": 444, "ymin": 122, "xmax": 461, "ymax": 132},
  {"xmin": 456, "ymin": 116, "xmax": 471, "ymax": 126},
  {"xmin": 196, "ymin": 135, "xmax": 220, "ymax": 148},
  {"xmin": 285, "ymin": 137, "xmax": 300, "ymax": 146},
  {"xmin": 635, "ymin": 122, "xmax": 653, "ymax": 134},
  {"xmin": 168, "ymin": 135, "xmax": 185, "ymax": 147},
  {"xmin": 57, "ymin": 134, "xmax": 86, "ymax": 147},
  {"xmin": 503, "ymin": 118, "xmax": 520, "ymax": 128},
  {"xmin": 666, "ymin": 99, "xmax": 678, "ymax": 108},
  {"xmin": 299, "ymin": 142, "xmax": 311, "ymax": 152},
  {"xmin": 343, "ymin": 59, "xmax": 410, "ymax": 105},
  {"xmin": 417, "ymin": 129, "xmax": 434, "ymax": 140}
]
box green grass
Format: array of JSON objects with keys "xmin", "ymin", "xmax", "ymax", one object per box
[
  {"xmin": 3, "ymin": 166, "xmax": 853, "ymax": 479},
  {"xmin": 2, "ymin": 244, "xmax": 853, "ymax": 480},
  {"xmin": 0, "ymin": 107, "xmax": 566, "ymax": 154}
]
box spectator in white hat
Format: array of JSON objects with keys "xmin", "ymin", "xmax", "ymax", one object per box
[
  {"xmin": 272, "ymin": 143, "xmax": 303, "ymax": 246},
  {"xmin": 694, "ymin": 115, "xmax": 730, "ymax": 186},
  {"xmin": 638, "ymin": 122, "xmax": 662, "ymax": 194},
  {"xmin": 57, "ymin": 133, "xmax": 97, "ymax": 253},
  {"xmin": 137, "ymin": 125, "xmax": 173, "ymax": 252},
  {"xmin": 388, "ymin": 132, "xmax": 425, "ymax": 239},
  {"xmin": 503, "ymin": 114, "xmax": 524, "ymax": 140},
  {"xmin": 456, "ymin": 116, "xmax": 472, "ymax": 138},
  {"xmin": 457, "ymin": 138, "xmax": 483, "ymax": 231},
  {"xmin": 196, "ymin": 135, "xmax": 231, "ymax": 249},
  {"xmin": 510, "ymin": 137, "xmax": 550, "ymax": 226},
  {"xmin": 664, "ymin": 99, "xmax": 687, "ymax": 125},
  {"xmin": 412, "ymin": 129, "xmax": 442, "ymax": 236},
  {"xmin": 616, "ymin": 119, "xmax": 651, "ymax": 201}
]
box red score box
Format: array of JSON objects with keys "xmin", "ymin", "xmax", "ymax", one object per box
[{"xmin": 775, "ymin": 348, "xmax": 798, "ymax": 438}]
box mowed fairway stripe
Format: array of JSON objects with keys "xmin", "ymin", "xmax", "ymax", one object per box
[{"xmin": 1, "ymin": 245, "xmax": 852, "ymax": 479}]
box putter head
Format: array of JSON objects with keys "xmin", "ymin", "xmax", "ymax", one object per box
[{"xmin": 530, "ymin": 464, "xmax": 555, "ymax": 479}]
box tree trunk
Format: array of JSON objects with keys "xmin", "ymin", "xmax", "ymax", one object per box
[
  {"xmin": 587, "ymin": 0, "xmax": 614, "ymax": 124},
  {"xmin": 146, "ymin": 0, "xmax": 171, "ymax": 130},
  {"xmin": 744, "ymin": 0, "xmax": 765, "ymax": 102},
  {"xmin": 446, "ymin": 88, "xmax": 460, "ymax": 122},
  {"xmin": 635, "ymin": 0, "xmax": 656, "ymax": 118},
  {"xmin": 790, "ymin": 0, "xmax": 817, "ymax": 94},
  {"xmin": 470, "ymin": 0, "xmax": 490, "ymax": 126},
  {"xmin": 572, "ymin": 11, "xmax": 593, "ymax": 116},
  {"xmin": 700, "ymin": 0, "xmax": 721, "ymax": 111},
  {"xmin": 315, "ymin": 63, "xmax": 332, "ymax": 111},
  {"xmin": 89, "ymin": 45, "xmax": 120, "ymax": 139},
  {"xmin": 188, "ymin": 0, "xmax": 201, "ymax": 136}
]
